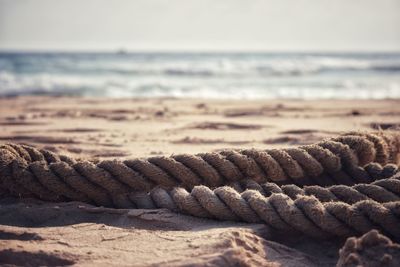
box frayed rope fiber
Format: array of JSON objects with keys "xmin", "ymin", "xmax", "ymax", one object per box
[{"xmin": 1, "ymin": 131, "xmax": 400, "ymax": 239}]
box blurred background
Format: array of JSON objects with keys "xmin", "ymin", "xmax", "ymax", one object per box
[{"xmin": 0, "ymin": 0, "xmax": 400, "ymax": 99}]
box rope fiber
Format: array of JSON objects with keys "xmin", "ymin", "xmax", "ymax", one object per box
[{"xmin": 1, "ymin": 131, "xmax": 400, "ymax": 239}]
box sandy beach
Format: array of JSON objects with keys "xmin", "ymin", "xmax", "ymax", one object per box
[
  {"xmin": 1, "ymin": 96, "xmax": 400, "ymax": 266},
  {"xmin": 2, "ymin": 0, "xmax": 400, "ymax": 265}
]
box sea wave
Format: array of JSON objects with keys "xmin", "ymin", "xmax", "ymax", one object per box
[
  {"xmin": 1, "ymin": 53, "xmax": 400, "ymax": 77},
  {"xmin": 1, "ymin": 52, "xmax": 400, "ymax": 99},
  {"xmin": 1, "ymin": 70, "xmax": 399, "ymax": 99}
]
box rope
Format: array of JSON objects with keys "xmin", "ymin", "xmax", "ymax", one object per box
[
  {"xmin": 337, "ymin": 230, "xmax": 400, "ymax": 266},
  {"xmin": 0, "ymin": 132, "xmax": 399, "ymax": 203},
  {"xmin": 1, "ymin": 132, "xmax": 399, "ymax": 199},
  {"xmin": 127, "ymin": 177, "xmax": 400, "ymax": 239},
  {"xmin": 230, "ymin": 166, "xmax": 400, "ymax": 204},
  {"xmin": 129, "ymin": 170, "xmax": 400, "ymax": 215},
  {"xmin": 1, "ymin": 131, "xmax": 400, "ymax": 239}
]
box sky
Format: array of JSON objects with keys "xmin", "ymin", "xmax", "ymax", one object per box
[{"xmin": 0, "ymin": 0, "xmax": 399, "ymax": 52}]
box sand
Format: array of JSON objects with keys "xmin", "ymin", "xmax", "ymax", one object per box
[{"xmin": 0, "ymin": 96, "xmax": 400, "ymax": 266}]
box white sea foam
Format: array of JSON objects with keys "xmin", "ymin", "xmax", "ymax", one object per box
[{"xmin": 1, "ymin": 53, "xmax": 400, "ymax": 99}]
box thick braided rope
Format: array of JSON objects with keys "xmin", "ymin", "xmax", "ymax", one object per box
[
  {"xmin": 337, "ymin": 230, "xmax": 400, "ymax": 267},
  {"xmin": 127, "ymin": 173, "xmax": 400, "ymax": 239},
  {"xmin": 229, "ymin": 164, "xmax": 400, "ymax": 204},
  {"xmin": 0, "ymin": 132, "xmax": 400, "ymax": 207},
  {"xmin": 0, "ymin": 133, "xmax": 399, "ymax": 207},
  {"xmin": 0, "ymin": 154, "xmax": 395, "ymax": 209},
  {"xmin": 0, "ymin": 131, "xmax": 400, "ymax": 239},
  {"xmin": 132, "ymin": 169, "xmax": 400, "ymax": 213}
]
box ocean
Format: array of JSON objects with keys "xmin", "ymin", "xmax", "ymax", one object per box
[{"xmin": 1, "ymin": 52, "xmax": 400, "ymax": 99}]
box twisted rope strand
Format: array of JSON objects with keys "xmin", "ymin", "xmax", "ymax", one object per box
[
  {"xmin": 128, "ymin": 186, "xmax": 400, "ymax": 239},
  {"xmin": 128, "ymin": 170, "xmax": 400, "ymax": 214},
  {"xmin": 1, "ymin": 131, "xmax": 400, "ymax": 239},
  {"xmin": 235, "ymin": 168, "xmax": 400, "ymax": 204},
  {"xmin": 1, "ymin": 150, "xmax": 394, "ymax": 208},
  {"xmin": 1, "ymin": 132, "xmax": 399, "ymax": 200}
]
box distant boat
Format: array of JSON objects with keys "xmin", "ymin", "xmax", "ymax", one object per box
[{"xmin": 116, "ymin": 49, "xmax": 128, "ymax": 55}]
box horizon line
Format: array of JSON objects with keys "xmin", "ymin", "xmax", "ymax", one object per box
[{"xmin": 1, "ymin": 48, "xmax": 400, "ymax": 54}]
